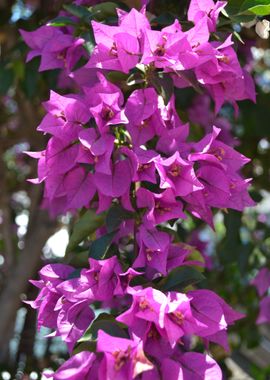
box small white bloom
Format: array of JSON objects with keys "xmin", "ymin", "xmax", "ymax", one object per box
[{"xmin": 255, "ymin": 19, "xmax": 270, "ymax": 39}]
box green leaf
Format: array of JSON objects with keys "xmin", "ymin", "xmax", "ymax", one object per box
[
  {"xmin": 240, "ymin": 0, "xmax": 270, "ymax": 15},
  {"xmin": 126, "ymin": 72, "xmax": 146, "ymax": 86},
  {"xmin": 21, "ymin": 59, "xmax": 39, "ymax": 98},
  {"xmin": 68, "ymin": 268, "xmax": 82, "ymax": 279},
  {"xmin": 89, "ymin": 230, "xmax": 117, "ymax": 259},
  {"xmin": 63, "ymin": 4, "xmax": 93, "ymax": 20},
  {"xmin": 47, "ymin": 16, "xmax": 76, "ymax": 26},
  {"xmin": 152, "ymin": 12, "xmax": 178, "ymax": 26},
  {"xmin": 218, "ymin": 210, "xmax": 242, "ymax": 264},
  {"xmin": 78, "ymin": 313, "xmax": 128, "ymax": 343},
  {"xmin": 157, "ymin": 266, "xmax": 205, "ymax": 292},
  {"xmin": 90, "ymin": 2, "xmax": 118, "ymax": 21},
  {"xmin": 106, "ymin": 204, "xmax": 134, "ymax": 233},
  {"xmin": 226, "ymin": 0, "xmax": 246, "ymax": 16},
  {"xmin": 0, "ymin": 63, "xmax": 14, "ymax": 95},
  {"xmin": 66, "ymin": 210, "xmax": 105, "ymax": 254},
  {"xmin": 73, "ymin": 341, "xmax": 96, "ymax": 354},
  {"xmin": 81, "ymin": 30, "xmax": 96, "ymax": 55},
  {"xmin": 150, "ymin": 72, "xmax": 174, "ymax": 106}
]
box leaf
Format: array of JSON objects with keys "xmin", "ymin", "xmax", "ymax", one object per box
[
  {"xmin": 73, "ymin": 341, "xmax": 97, "ymax": 354},
  {"xmin": 63, "ymin": 4, "xmax": 93, "ymax": 20},
  {"xmin": 218, "ymin": 210, "xmax": 242, "ymax": 264},
  {"xmin": 90, "ymin": 2, "xmax": 118, "ymax": 21},
  {"xmin": 21, "ymin": 59, "xmax": 39, "ymax": 98},
  {"xmin": 67, "ymin": 268, "xmax": 82, "ymax": 279},
  {"xmin": 240, "ymin": 0, "xmax": 270, "ymax": 15},
  {"xmin": 226, "ymin": 0, "xmax": 246, "ymax": 16},
  {"xmin": 157, "ymin": 266, "xmax": 205, "ymax": 292},
  {"xmin": 107, "ymin": 71, "xmax": 129, "ymax": 84},
  {"xmin": 0, "ymin": 63, "xmax": 14, "ymax": 95},
  {"xmin": 47, "ymin": 16, "xmax": 76, "ymax": 26},
  {"xmin": 126, "ymin": 72, "xmax": 146, "ymax": 86},
  {"xmin": 106, "ymin": 204, "xmax": 134, "ymax": 233},
  {"xmin": 150, "ymin": 72, "xmax": 174, "ymax": 106},
  {"xmin": 66, "ymin": 210, "xmax": 105, "ymax": 254},
  {"xmin": 233, "ymin": 30, "xmax": 245, "ymax": 44},
  {"xmin": 81, "ymin": 30, "xmax": 96, "ymax": 55},
  {"xmin": 187, "ymin": 248, "xmax": 206, "ymax": 272},
  {"xmin": 88, "ymin": 230, "xmax": 117, "ymax": 260},
  {"xmin": 78, "ymin": 313, "xmax": 128, "ymax": 343},
  {"xmin": 152, "ymin": 12, "xmax": 178, "ymax": 26}
]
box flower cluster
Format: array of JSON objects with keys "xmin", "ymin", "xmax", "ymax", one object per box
[{"xmin": 22, "ymin": 1, "xmax": 255, "ymax": 379}]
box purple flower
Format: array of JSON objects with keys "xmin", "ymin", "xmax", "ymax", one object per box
[
  {"xmin": 133, "ymin": 225, "xmax": 171, "ymax": 275},
  {"xmin": 141, "ymin": 21, "xmax": 195, "ymax": 70},
  {"xmin": 89, "ymin": 92, "xmax": 128, "ymax": 134},
  {"xmin": 79, "ymin": 129, "xmax": 115, "ymax": 175},
  {"xmin": 257, "ymin": 296, "xmax": 270, "ymax": 324},
  {"xmin": 94, "ymin": 148, "xmax": 137, "ymax": 199},
  {"xmin": 27, "ymin": 264, "xmax": 75, "ymax": 330},
  {"xmin": 20, "ymin": 26, "xmax": 84, "ymax": 72},
  {"xmin": 97, "ymin": 330, "xmax": 153, "ymax": 379},
  {"xmin": 188, "ymin": 289, "xmax": 244, "ymax": 339},
  {"xmin": 55, "ymin": 299, "xmax": 94, "ymax": 351},
  {"xmin": 251, "ymin": 268, "xmax": 270, "ymax": 297},
  {"xmin": 117, "ymin": 287, "xmax": 168, "ymax": 341},
  {"xmin": 88, "ymin": 22, "xmax": 140, "ymax": 73},
  {"xmin": 162, "ymin": 353, "xmax": 222, "ymax": 380},
  {"xmin": 57, "ymin": 256, "xmax": 122, "ymax": 302},
  {"xmin": 125, "ymin": 88, "xmax": 160, "ymax": 146},
  {"xmin": 155, "ymin": 152, "xmax": 203, "ymax": 197},
  {"xmin": 188, "ymin": 0, "xmax": 227, "ymax": 32},
  {"xmin": 137, "ymin": 187, "xmax": 186, "ymax": 227},
  {"xmin": 49, "ymin": 351, "xmax": 97, "ymax": 380},
  {"xmin": 134, "ymin": 148, "xmax": 159, "ymax": 184}
]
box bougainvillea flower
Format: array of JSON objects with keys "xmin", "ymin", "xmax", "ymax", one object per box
[
  {"xmin": 134, "ymin": 148, "xmax": 159, "ymax": 184},
  {"xmin": 190, "ymin": 126, "xmax": 249, "ymax": 171},
  {"xmin": 125, "ymin": 88, "xmax": 160, "ymax": 146},
  {"xmin": 188, "ymin": 0, "xmax": 227, "ymax": 32},
  {"xmin": 156, "ymin": 152, "xmax": 203, "ymax": 196},
  {"xmin": 188, "ymin": 289, "xmax": 244, "ymax": 337},
  {"xmin": 90, "ymin": 92, "xmax": 128, "ymax": 134},
  {"xmin": 79, "ymin": 129, "xmax": 115, "ymax": 174},
  {"xmin": 49, "ymin": 351, "xmax": 97, "ymax": 380},
  {"xmin": 38, "ymin": 91, "xmax": 90, "ymax": 142},
  {"xmin": 57, "ymin": 256, "xmax": 122, "ymax": 302},
  {"xmin": 88, "ymin": 21, "xmax": 140, "ymax": 73},
  {"xmin": 117, "ymin": 287, "xmax": 168, "ymax": 338},
  {"xmin": 257, "ymin": 296, "xmax": 270, "ymax": 324},
  {"xmin": 137, "ymin": 187, "xmax": 186, "ymax": 226},
  {"xmin": 20, "ymin": 26, "xmax": 84, "ymax": 72},
  {"xmin": 118, "ymin": 7, "xmax": 151, "ymax": 38},
  {"xmin": 97, "ymin": 330, "xmax": 154, "ymax": 379},
  {"xmin": 63, "ymin": 167, "xmax": 96, "ymax": 211},
  {"xmin": 55, "ymin": 299, "xmax": 94, "ymax": 351},
  {"xmin": 94, "ymin": 148, "xmax": 136, "ymax": 198},
  {"xmin": 133, "ymin": 225, "xmax": 171, "ymax": 275},
  {"xmin": 27, "ymin": 264, "xmax": 75, "ymax": 330},
  {"xmin": 141, "ymin": 25, "xmax": 194, "ymax": 70},
  {"xmin": 83, "ymin": 72, "xmax": 124, "ymax": 107},
  {"xmin": 162, "ymin": 353, "xmax": 222, "ymax": 380},
  {"xmin": 163, "ymin": 292, "xmax": 197, "ymax": 347},
  {"xmin": 252, "ymin": 268, "xmax": 270, "ymax": 297}
]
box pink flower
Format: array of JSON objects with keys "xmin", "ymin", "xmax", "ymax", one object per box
[
  {"xmin": 97, "ymin": 330, "xmax": 154, "ymax": 379},
  {"xmin": 20, "ymin": 26, "xmax": 84, "ymax": 72},
  {"xmin": 188, "ymin": 0, "xmax": 227, "ymax": 32},
  {"xmin": 252, "ymin": 268, "xmax": 270, "ymax": 297}
]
